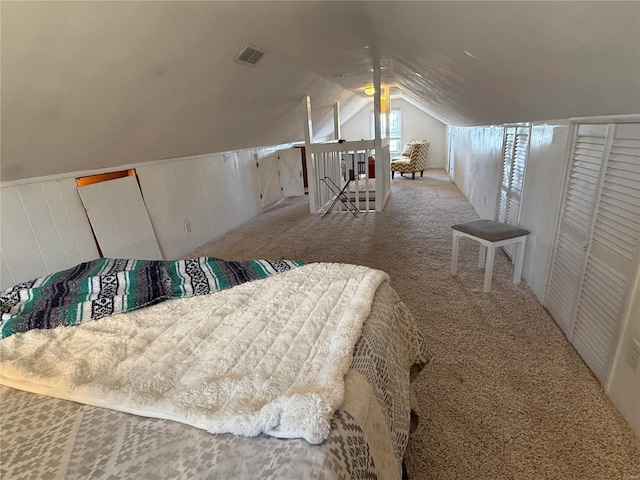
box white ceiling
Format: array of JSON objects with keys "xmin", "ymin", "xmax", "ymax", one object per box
[{"xmin": 1, "ymin": 1, "xmax": 639, "ymax": 181}]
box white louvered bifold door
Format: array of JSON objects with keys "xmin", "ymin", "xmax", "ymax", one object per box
[
  {"xmin": 545, "ymin": 124, "xmax": 609, "ymax": 336},
  {"xmin": 497, "ymin": 126, "xmax": 531, "ymax": 257},
  {"xmin": 571, "ymin": 123, "xmax": 640, "ymax": 383}
]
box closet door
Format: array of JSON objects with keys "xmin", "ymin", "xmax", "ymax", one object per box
[
  {"xmin": 571, "ymin": 123, "xmax": 640, "ymax": 383},
  {"xmin": 78, "ymin": 175, "xmax": 163, "ymax": 260},
  {"xmin": 257, "ymin": 153, "xmax": 283, "ymax": 208},
  {"xmin": 546, "ymin": 124, "xmax": 609, "ymax": 336},
  {"xmin": 497, "ymin": 125, "xmax": 531, "ymax": 257}
]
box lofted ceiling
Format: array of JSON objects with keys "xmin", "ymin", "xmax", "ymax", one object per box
[{"xmin": 1, "ymin": 1, "xmax": 639, "ymax": 181}]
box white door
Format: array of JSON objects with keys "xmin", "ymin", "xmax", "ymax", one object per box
[
  {"xmin": 279, "ymin": 148, "xmax": 305, "ymax": 197},
  {"xmin": 546, "ymin": 124, "xmax": 609, "ymax": 336},
  {"xmin": 78, "ymin": 175, "xmax": 162, "ymax": 259},
  {"xmin": 546, "ymin": 121, "xmax": 640, "ymax": 385},
  {"xmin": 571, "ymin": 123, "xmax": 640, "ymax": 383},
  {"xmin": 257, "ymin": 153, "xmax": 283, "ymax": 207}
]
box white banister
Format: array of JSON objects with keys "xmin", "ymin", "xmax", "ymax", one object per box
[
  {"xmin": 303, "ymin": 95, "xmax": 389, "ymax": 214},
  {"xmin": 308, "ymin": 139, "xmax": 375, "ymax": 154}
]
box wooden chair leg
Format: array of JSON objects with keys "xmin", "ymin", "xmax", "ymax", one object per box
[
  {"xmin": 420, "ymin": 170, "xmax": 424, "ymax": 177},
  {"xmin": 412, "ymin": 172, "xmax": 415, "ymax": 179},
  {"xmin": 391, "ymin": 171, "xmax": 395, "ymax": 179}
]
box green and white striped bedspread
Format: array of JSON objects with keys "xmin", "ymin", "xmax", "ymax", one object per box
[{"xmin": 0, "ymin": 257, "xmax": 304, "ymax": 338}]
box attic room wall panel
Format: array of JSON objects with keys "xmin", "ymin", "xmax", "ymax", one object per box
[
  {"xmin": 449, "ymin": 126, "xmax": 504, "ymax": 221},
  {"xmin": 136, "ymin": 151, "xmax": 265, "ymax": 260},
  {"xmin": 54, "ymin": 178, "xmax": 102, "ymax": 261},
  {"xmin": 0, "ymin": 179, "xmax": 99, "ymax": 290},
  {"xmin": 136, "ymin": 161, "xmax": 207, "ymax": 260},
  {"xmin": 518, "ymin": 125, "xmax": 570, "ymax": 300},
  {"xmin": 16, "ymin": 183, "xmax": 74, "ymax": 274},
  {"xmin": 39, "ymin": 181, "xmax": 88, "ymax": 267},
  {"xmin": 0, "ymin": 188, "xmax": 46, "ymax": 286},
  {"xmin": 207, "ymin": 150, "xmax": 264, "ymax": 237},
  {"xmin": 1, "ymin": 253, "xmax": 13, "ymax": 288}
]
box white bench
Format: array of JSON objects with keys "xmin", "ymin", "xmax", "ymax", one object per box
[{"xmin": 451, "ymin": 219, "xmax": 530, "ymax": 293}]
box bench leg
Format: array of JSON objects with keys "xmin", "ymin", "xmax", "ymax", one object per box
[
  {"xmin": 478, "ymin": 245, "xmax": 486, "ymax": 268},
  {"xmin": 483, "ymin": 245, "xmax": 496, "ymax": 293},
  {"xmin": 451, "ymin": 232, "xmax": 460, "ymax": 276},
  {"xmin": 513, "ymin": 237, "xmax": 526, "ymax": 285}
]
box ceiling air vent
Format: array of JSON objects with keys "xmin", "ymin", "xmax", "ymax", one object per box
[{"xmin": 234, "ymin": 44, "xmax": 265, "ymax": 67}]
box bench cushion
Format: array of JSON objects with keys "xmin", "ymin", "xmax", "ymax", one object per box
[{"xmin": 451, "ymin": 219, "xmax": 530, "ymax": 242}]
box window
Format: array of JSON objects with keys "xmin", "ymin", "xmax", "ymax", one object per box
[{"xmin": 371, "ymin": 109, "xmax": 402, "ymax": 154}]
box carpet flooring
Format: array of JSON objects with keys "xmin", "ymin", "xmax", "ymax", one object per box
[{"xmin": 189, "ymin": 169, "xmax": 640, "ymax": 480}]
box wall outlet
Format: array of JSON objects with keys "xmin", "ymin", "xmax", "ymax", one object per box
[
  {"xmin": 630, "ymin": 338, "xmax": 640, "ymax": 371},
  {"xmin": 184, "ymin": 220, "xmax": 191, "ymax": 234}
]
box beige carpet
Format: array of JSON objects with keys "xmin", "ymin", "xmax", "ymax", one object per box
[{"xmin": 189, "ymin": 170, "xmax": 640, "ymax": 480}]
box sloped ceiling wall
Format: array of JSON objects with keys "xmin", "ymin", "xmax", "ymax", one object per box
[{"xmin": 1, "ymin": 1, "xmax": 639, "ymax": 181}]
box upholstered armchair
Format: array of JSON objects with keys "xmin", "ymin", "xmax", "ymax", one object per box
[{"xmin": 391, "ymin": 141, "xmax": 430, "ymax": 179}]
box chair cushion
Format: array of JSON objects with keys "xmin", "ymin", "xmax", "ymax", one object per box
[{"xmin": 451, "ymin": 219, "xmax": 530, "ymax": 242}]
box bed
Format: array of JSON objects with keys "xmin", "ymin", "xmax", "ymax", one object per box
[{"xmin": 0, "ymin": 257, "xmax": 429, "ymax": 479}]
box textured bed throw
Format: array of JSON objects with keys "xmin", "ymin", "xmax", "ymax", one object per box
[
  {"xmin": 0, "ymin": 257, "xmax": 304, "ymax": 338},
  {"xmin": 0, "ymin": 263, "xmax": 388, "ymax": 444}
]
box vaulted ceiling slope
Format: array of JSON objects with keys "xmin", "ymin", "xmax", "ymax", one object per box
[{"xmin": 2, "ymin": 1, "xmax": 639, "ymax": 181}]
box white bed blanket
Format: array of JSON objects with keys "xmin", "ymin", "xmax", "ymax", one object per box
[{"xmin": 0, "ymin": 263, "xmax": 388, "ymax": 444}]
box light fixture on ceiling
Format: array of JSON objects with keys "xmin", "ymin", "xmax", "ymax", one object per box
[
  {"xmin": 463, "ymin": 50, "xmax": 477, "ymax": 58},
  {"xmin": 414, "ymin": 72, "xmax": 423, "ymax": 78},
  {"xmin": 364, "ymin": 86, "xmax": 375, "ymax": 96}
]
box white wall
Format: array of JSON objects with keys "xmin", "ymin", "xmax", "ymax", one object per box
[
  {"xmin": 136, "ymin": 150, "xmax": 268, "ymax": 260},
  {"xmin": 517, "ymin": 125, "xmax": 570, "ymax": 300},
  {"xmin": 608, "ymin": 268, "xmax": 640, "ymax": 438},
  {"xmin": 0, "ymin": 145, "xmax": 286, "ymax": 290},
  {"xmin": 449, "ymin": 126, "xmax": 504, "ymax": 220},
  {"xmin": 341, "ymin": 98, "xmax": 447, "ymax": 169}
]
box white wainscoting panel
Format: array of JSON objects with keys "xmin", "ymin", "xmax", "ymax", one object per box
[
  {"xmin": 1, "ymin": 252, "xmax": 14, "ymax": 288},
  {"xmin": 17, "ymin": 182, "xmax": 72, "ymax": 275},
  {"xmin": 1, "ymin": 179, "xmax": 99, "ymax": 290},
  {"xmin": 40, "ymin": 178, "xmax": 98, "ymax": 266},
  {"xmin": 518, "ymin": 125, "xmax": 570, "ymax": 302},
  {"xmin": 2, "ymin": 186, "xmax": 49, "ymax": 285},
  {"xmin": 137, "ymin": 151, "xmax": 264, "ymax": 260}
]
